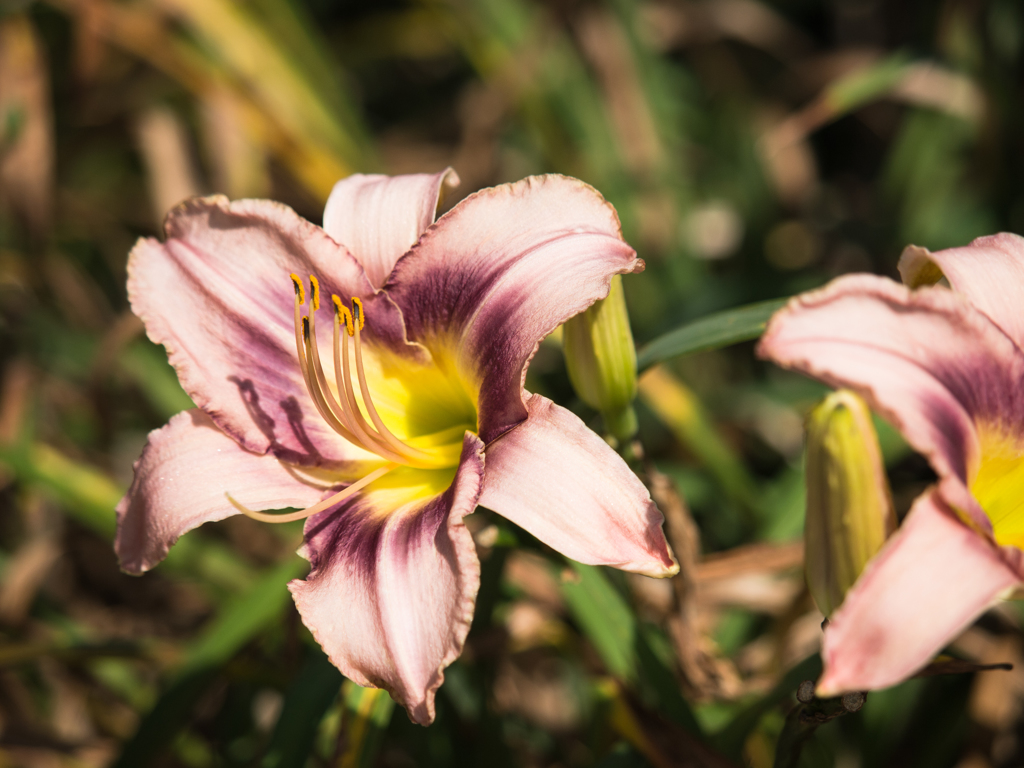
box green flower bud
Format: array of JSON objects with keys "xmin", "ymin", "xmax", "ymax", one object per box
[
  {"xmin": 563, "ymin": 275, "xmax": 638, "ymax": 442},
  {"xmin": 804, "ymin": 390, "xmax": 896, "ymax": 616}
]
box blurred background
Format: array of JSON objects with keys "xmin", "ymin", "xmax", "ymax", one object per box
[{"xmin": 1, "ymin": 0, "xmax": 1023, "ymax": 765}]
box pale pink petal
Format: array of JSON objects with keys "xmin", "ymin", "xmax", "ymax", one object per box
[
  {"xmin": 479, "ymin": 394, "xmax": 677, "ymax": 577},
  {"xmin": 386, "ymin": 175, "xmax": 640, "ymax": 443},
  {"xmin": 899, "ymin": 234, "xmax": 1024, "ymax": 351},
  {"xmin": 817, "ymin": 490, "xmax": 1019, "ymax": 695},
  {"xmin": 115, "ymin": 410, "xmax": 323, "ymax": 574},
  {"xmin": 128, "ymin": 196, "xmax": 408, "ymax": 463},
  {"xmin": 289, "ymin": 434, "xmax": 485, "ymax": 725},
  {"xmin": 322, "ymin": 169, "xmax": 460, "ymax": 289},
  {"xmin": 757, "ymin": 273, "xmax": 1024, "ymax": 532}
]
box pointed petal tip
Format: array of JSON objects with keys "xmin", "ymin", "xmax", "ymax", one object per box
[
  {"xmin": 629, "ymin": 557, "xmax": 679, "ymax": 579},
  {"xmin": 896, "ymin": 243, "xmax": 940, "ymax": 288},
  {"xmin": 289, "ymin": 552, "xmax": 450, "ymax": 727},
  {"xmin": 289, "ymin": 433, "xmax": 485, "ymax": 728},
  {"xmin": 615, "ymin": 540, "xmax": 680, "ymax": 578},
  {"xmin": 814, "ymin": 675, "xmax": 843, "ymax": 699},
  {"xmin": 116, "ymin": 410, "xmax": 322, "ymax": 576},
  {"xmin": 286, "ymin": 577, "xmax": 436, "ymax": 723},
  {"xmin": 896, "ymin": 232, "xmax": 1024, "ymax": 352},
  {"xmin": 813, "ymin": 491, "xmax": 1018, "ymax": 695},
  {"xmin": 814, "ymin": 656, "xmax": 914, "ymax": 700},
  {"xmin": 480, "ymin": 395, "xmax": 676, "ymax": 574},
  {"xmin": 440, "ymin": 166, "xmax": 460, "ymax": 192},
  {"xmin": 815, "ymin": 649, "xmax": 882, "ymax": 699},
  {"xmin": 159, "ymin": 194, "xmax": 228, "ymax": 235},
  {"xmin": 599, "ymin": 551, "xmax": 678, "ymax": 579},
  {"xmin": 113, "ymin": 529, "xmax": 154, "ymax": 576},
  {"xmin": 664, "ymin": 553, "xmax": 681, "ymax": 577},
  {"xmin": 113, "ymin": 534, "xmax": 159, "ymax": 576}
]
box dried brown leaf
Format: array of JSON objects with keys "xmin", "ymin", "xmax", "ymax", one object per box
[
  {"xmin": 0, "ymin": 15, "xmax": 55, "ymax": 235},
  {"xmin": 576, "ymin": 9, "xmax": 663, "ymax": 179},
  {"xmin": 134, "ymin": 106, "xmax": 204, "ymax": 226}
]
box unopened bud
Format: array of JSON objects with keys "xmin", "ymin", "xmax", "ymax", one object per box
[
  {"xmin": 804, "ymin": 390, "xmax": 896, "ymax": 616},
  {"xmin": 563, "ymin": 275, "xmax": 638, "ymax": 441}
]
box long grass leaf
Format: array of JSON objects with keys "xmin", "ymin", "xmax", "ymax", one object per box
[
  {"xmin": 113, "ymin": 557, "xmax": 307, "ymax": 767},
  {"xmin": 261, "ymin": 647, "xmax": 343, "ymax": 768},
  {"xmin": 636, "ymin": 298, "xmax": 787, "ymax": 371}
]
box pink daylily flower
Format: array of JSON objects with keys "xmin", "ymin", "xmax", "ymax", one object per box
[
  {"xmin": 758, "ymin": 233, "xmax": 1024, "ymax": 696},
  {"xmin": 116, "ymin": 170, "xmax": 678, "ymax": 724}
]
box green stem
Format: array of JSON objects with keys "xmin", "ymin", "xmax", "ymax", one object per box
[
  {"xmin": 773, "ymin": 683, "xmax": 865, "ymax": 768},
  {"xmin": 604, "ymin": 403, "xmax": 639, "ymax": 444}
]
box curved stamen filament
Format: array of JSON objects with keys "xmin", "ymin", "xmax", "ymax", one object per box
[
  {"xmin": 309, "ymin": 322, "xmax": 409, "ymax": 464},
  {"xmin": 291, "ymin": 273, "xmax": 349, "ymax": 439},
  {"xmin": 296, "ymin": 279, "xmax": 409, "ymax": 464},
  {"xmin": 338, "ymin": 300, "xmax": 444, "ymax": 466},
  {"xmin": 290, "ymin": 275, "xmax": 454, "ymax": 469},
  {"xmin": 290, "ymin": 273, "xmax": 309, "ymax": 383},
  {"xmin": 301, "ymin": 316, "xmax": 364, "ymax": 444},
  {"xmin": 335, "ymin": 316, "xmax": 399, "ymax": 453},
  {"xmin": 330, "ymin": 304, "xmax": 381, "ymax": 443},
  {"xmin": 351, "ymin": 313, "xmax": 437, "ymax": 463},
  {"xmin": 226, "ymin": 463, "xmax": 395, "ymax": 523},
  {"xmin": 304, "ymin": 308, "xmax": 361, "ymax": 435}
]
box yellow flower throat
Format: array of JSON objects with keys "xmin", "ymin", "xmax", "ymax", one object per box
[
  {"xmin": 225, "ymin": 274, "xmax": 471, "ymax": 524},
  {"xmin": 971, "ymin": 425, "xmax": 1024, "ymax": 549}
]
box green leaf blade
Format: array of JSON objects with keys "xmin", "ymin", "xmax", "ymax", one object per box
[
  {"xmin": 561, "ymin": 562, "xmax": 636, "ymax": 682},
  {"xmin": 112, "ymin": 558, "xmax": 307, "ymax": 768},
  {"xmin": 636, "ymin": 298, "xmax": 789, "ymax": 370},
  {"xmin": 261, "ymin": 648, "xmax": 343, "ymax": 768}
]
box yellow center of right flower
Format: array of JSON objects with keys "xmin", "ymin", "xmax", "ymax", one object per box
[{"xmin": 971, "ymin": 425, "xmax": 1024, "ymax": 548}]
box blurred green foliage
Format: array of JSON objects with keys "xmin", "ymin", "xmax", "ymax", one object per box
[{"xmin": 0, "ymin": 0, "xmax": 1021, "ymax": 766}]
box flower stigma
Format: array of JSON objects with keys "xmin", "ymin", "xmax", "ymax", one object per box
[{"xmin": 226, "ymin": 274, "xmax": 469, "ymax": 524}]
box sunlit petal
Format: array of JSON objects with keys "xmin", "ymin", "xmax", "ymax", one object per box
[
  {"xmin": 480, "ymin": 394, "xmax": 677, "ymax": 577},
  {"xmin": 387, "ymin": 174, "xmax": 640, "ymax": 443},
  {"xmin": 128, "ymin": 196, "xmax": 406, "ymax": 463},
  {"xmin": 818, "ymin": 490, "xmax": 1019, "ymax": 696},
  {"xmin": 290, "ymin": 434, "xmax": 484, "ymax": 724},
  {"xmin": 115, "ymin": 410, "xmax": 323, "ymax": 574},
  {"xmin": 323, "ymin": 169, "xmax": 459, "ymax": 289},
  {"xmin": 899, "ymin": 233, "xmax": 1024, "ymax": 352},
  {"xmin": 758, "ymin": 273, "xmax": 1024, "ymax": 532}
]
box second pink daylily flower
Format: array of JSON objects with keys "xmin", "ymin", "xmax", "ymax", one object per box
[
  {"xmin": 759, "ymin": 233, "xmax": 1024, "ymax": 696},
  {"xmin": 116, "ymin": 170, "xmax": 678, "ymax": 724}
]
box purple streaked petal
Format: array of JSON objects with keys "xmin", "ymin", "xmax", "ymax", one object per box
[
  {"xmin": 757, "ymin": 273, "xmax": 1024, "ymax": 532},
  {"xmin": 289, "ymin": 433, "xmax": 485, "ymax": 725},
  {"xmin": 817, "ymin": 489, "xmax": 1019, "ymax": 696},
  {"xmin": 115, "ymin": 410, "xmax": 323, "ymax": 574},
  {"xmin": 128, "ymin": 196, "xmax": 408, "ymax": 462},
  {"xmin": 322, "ymin": 169, "xmax": 460, "ymax": 290},
  {"xmin": 386, "ymin": 175, "xmax": 640, "ymax": 443},
  {"xmin": 479, "ymin": 394, "xmax": 677, "ymax": 577},
  {"xmin": 899, "ymin": 234, "xmax": 1024, "ymax": 352}
]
